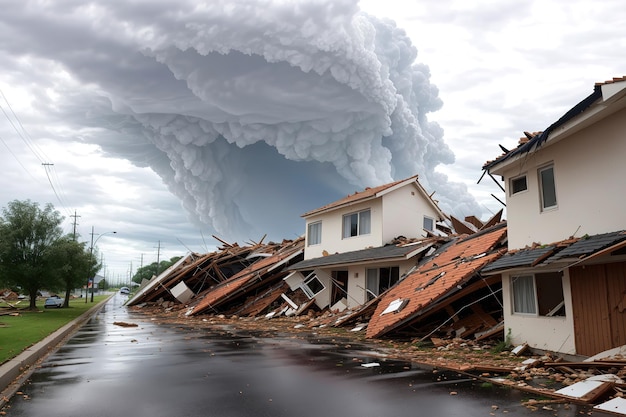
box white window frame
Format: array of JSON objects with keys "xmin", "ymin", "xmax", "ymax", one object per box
[
  {"xmin": 302, "ymin": 273, "xmax": 325, "ymax": 299},
  {"xmin": 538, "ymin": 164, "xmax": 557, "ymax": 211},
  {"xmin": 342, "ymin": 209, "xmax": 371, "ymax": 239},
  {"xmin": 423, "ymin": 216, "xmax": 434, "ymax": 232},
  {"xmin": 511, "ymin": 275, "xmax": 537, "ymax": 315},
  {"xmin": 307, "ymin": 221, "xmax": 322, "ymax": 246},
  {"xmin": 510, "ymin": 174, "xmax": 528, "ymax": 195}
]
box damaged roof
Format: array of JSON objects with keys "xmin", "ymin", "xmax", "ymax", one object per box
[
  {"xmin": 483, "ymin": 76, "xmax": 626, "ymax": 173},
  {"xmin": 288, "ymin": 238, "xmax": 442, "ymax": 270},
  {"xmin": 365, "ymin": 223, "xmax": 508, "ymax": 339},
  {"xmin": 186, "ymin": 238, "xmax": 304, "ymax": 316},
  {"xmin": 301, "ymin": 174, "xmax": 445, "ymax": 219},
  {"xmin": 482, "ymin": 230, "xmax": 626, "ymax": 273}
]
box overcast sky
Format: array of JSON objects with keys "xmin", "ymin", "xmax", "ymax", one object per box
[{"xmin": 0, "ymin": 0, "xmax": 624, "ymax": 284}]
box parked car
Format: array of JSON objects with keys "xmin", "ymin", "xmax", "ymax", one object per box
[
  {"xmin": 119, "ymin": 287, "xmax": 130, "ymax": 295},
  {"xmin": 44, "ymin": 295, "xmax": 64, "ymax": 308}
]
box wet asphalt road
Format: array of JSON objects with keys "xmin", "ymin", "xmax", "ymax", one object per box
[{"xmin": 3, "ymin": 294, "xmax": 590, "ymax": 417}]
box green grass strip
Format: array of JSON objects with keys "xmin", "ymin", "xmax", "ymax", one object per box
[{"xmin": 0, "ymin": 295, "xmax": 109, "ymax": 364}]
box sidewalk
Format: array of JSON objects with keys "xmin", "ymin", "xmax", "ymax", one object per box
[{"xmin": 0, "ymin": 297, "xmax": 110, "ymax": 407}]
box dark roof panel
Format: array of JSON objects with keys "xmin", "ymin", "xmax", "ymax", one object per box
[
  {"xmin": 289, "ymin": 240, "xmax": 439, "ymax": 270},
  {"xmin": 549, "ymin": 230, "xmax": 626, "ymax": 260},
  {"xmin": 482, "ymin": 246, "xmax": 555, "ymax": 273}
]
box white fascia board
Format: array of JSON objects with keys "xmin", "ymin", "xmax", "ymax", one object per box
[
  {"xmin": 302, "ymin": 195, "xmax": 378, "ymax": 219},
  {"xmin": 375, "ymin": 176, "xmax": 418, "ymax": 197},
  {"xmin": 404, "ymin": 243, "xmax": 435, "ymax": 260},
  {"xmin": 601, "ymin": 80, "xmax": 626, "ymax": 101}
]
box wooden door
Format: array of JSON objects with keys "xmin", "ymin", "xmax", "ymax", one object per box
[{"xmin": 569, "ymin": 262, "xmax": 626, "ymax": 356}]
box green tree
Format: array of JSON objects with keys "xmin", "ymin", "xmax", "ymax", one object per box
[
  {"xmin": 0, "ymin": 200, "xmax": 64, "ymax": 310},
  {"xmin": 98, "ymin": 278, "xmax": 107, "ymax": 291},
  {"xmin": 131, "ymin": 256, "xmax": 182, "ymax": 284},
  {"xmin": 48, "ymin": 236, "xmax": 98, "ymax": 307}
]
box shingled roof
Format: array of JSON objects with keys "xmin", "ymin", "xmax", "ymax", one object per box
[
  {"xmin": 483, "ymin": 76, "xmax": 626, "ymax": 172},
  {"xmin": 483, "ymin": 230, "xmax": 626, "ymax": 273},
  {"xmin": 301, "ymin": 174, "xmax": 444, "ymax": 219},
  {"xmin": 186, "ymin": 238, "xmax": 304, "ymax": 316},
  {"xmin": 288, "ymin": 237, "xmax": 443, "ymax": 270},
  {"xmin": 365, "ymin": 223, "xmax": 507, "ymax": 339}
]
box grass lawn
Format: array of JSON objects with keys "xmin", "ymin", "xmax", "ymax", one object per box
[{"xmin": 0, "ymin": 295, "xmax": 109, "ymax": 365}]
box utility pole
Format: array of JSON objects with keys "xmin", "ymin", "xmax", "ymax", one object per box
[
  {"xmin": 70, "ymin": 210, "xmax": 80, "ymax": 241},
  {"xmin": 139, "ymin": 253, "xmax": 144, "ymax": 282},
  {"xmin": 155, "ymin": 240, "xmax": 161, "ymax": 276}
]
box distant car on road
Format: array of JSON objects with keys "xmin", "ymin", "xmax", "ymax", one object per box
[
  {"xmin": 44, "ymin": 295, "xmax": 64, "ymax": 308},
  {"xmin": 119, "ymin": 287, "xmax": 130, "ymax": 295}
]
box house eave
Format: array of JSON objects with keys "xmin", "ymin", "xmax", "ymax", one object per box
[
  {"xmin": 486, "ymin": 80, "xmax": 626, "ymax": 176},
  {"xmin": 302, "ymin": 194, "xmax": 379, "ymax": 219}
]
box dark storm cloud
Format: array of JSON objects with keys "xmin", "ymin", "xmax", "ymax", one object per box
[{"xmin": 0, "ymin": 0, "xmax": 481, "ymax": 240}]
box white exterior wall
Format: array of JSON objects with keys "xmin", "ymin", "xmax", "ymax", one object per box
[
  {"xmin": 381, "ymin": 185, "xmax": 440, "ymax": 242},
  {"xmin": 501, "ymin": 271, "xmax": 576, "ymax": 354},
  {"xmin": 303, "ymin": 199, "xmax": 383, "ymax": 260},
  {"xmin": 502, "ymin": 108, "xmax": 626, "ymax": 249}
]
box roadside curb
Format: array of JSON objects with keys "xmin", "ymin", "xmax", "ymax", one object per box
[{"xmin": 0, "ymin": 296, "xmax": 112, "ymax": 407}]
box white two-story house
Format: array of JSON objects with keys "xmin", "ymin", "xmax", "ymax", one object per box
[
  {"xmin": 285, "ymin": 174, "xmax": 447, "ymax": 310},
  {"xmin": 482, "ymin": 77, "xmax": 626, "ymax": 356}
]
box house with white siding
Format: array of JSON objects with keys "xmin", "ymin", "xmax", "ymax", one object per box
[
  {"xmin": 285, "ymin": 175, "xmax": 446, "ymax": 310},
  {"xmin": 482, "ymin": 77, "xmax": 626, "ymax": 356}
]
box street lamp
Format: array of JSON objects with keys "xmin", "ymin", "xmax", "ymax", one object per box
[{"xmin": 86, "ymin": 226, "xmax": 117, "ymax": 303}]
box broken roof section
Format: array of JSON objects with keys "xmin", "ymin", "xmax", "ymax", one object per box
[
  {"xmin": 288, "ymin": 237, "xmax": 443, "ymax": 271},
  {"xmin": 301, "ymin": 174, "xmax": 446, "ymax": 220},
  {"xmin": 366, "ymin": 223, "xmax": 508, "ymax": 339},
  {"xmin": 185, "ymin": 237, "xmax": 304, "ymax": 316},
  {"xmin": 483, "ymin": 76, "xmax": 626, "ymax": 174},
  {"xmin": 482, "ymin": 230, "xmax": 626, "ymax": 274},
  {"xmin": 126, "ymin": 253, "xmax": 196, "ymax": 306}
]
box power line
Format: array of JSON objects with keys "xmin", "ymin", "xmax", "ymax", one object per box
[
  {"xmin": 0, "ymin": 88, "xmax": 47, "ymax": 163},
  {"xmin": 0, "ymin": 87, "xmax": 74, "ymax": 217},
  {"xmin": 42, "ymin": 163, "xmax": 72, "ymax": 217},
  {"xmin": 0, "ymin": 133, "xmax": 43, "ymax": 184}
]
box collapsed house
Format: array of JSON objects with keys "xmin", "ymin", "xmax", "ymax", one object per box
[
  {"xmin": 126, "ymin": 237, "xmax": 304, "ymax": 311},
  {"xmin": 126, "ymin": 173, "xmax": 514, "ymax": 346},
  {"xmin": 365, "ymin": 222, "xmax": 507, "ymax": 339}
]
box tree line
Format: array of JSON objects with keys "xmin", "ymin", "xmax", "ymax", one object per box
[
  {"xmin": 0, "ymin": 200, "xmax": 99, "ymax": 310},
  {"xmin": 131, "ymin": 257, "xmax": 182, "ymax": 284}
]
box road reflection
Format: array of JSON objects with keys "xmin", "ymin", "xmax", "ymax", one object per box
[{"xmin": 3, "ymin": 293, "xmax": 589, "ymax": 417}]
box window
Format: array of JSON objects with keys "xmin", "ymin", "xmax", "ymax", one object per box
[
  {"xmin": 510, "ymin": 175, "xmax": 528, "ymax": 195},
  {"xmin": 307, "ymin": 221, "xmax": 321, "ymax": 246},
  {"xmin": 302, "ymin": 273, "xmax": 325, "ymax": 298},
  {"xmin": 511, "ymin": 275, "xmax": 536, "ymax": 314},
  {"xmin": 342, "ymin": 209, "xmax": 371, "ymax": 238},
  {"xmin": 511, "ymin": 272, "xmax": 565, "ymax": 316},
  {"xmin": 539, "ymin": 165, "xmax": 557, "ymax": 210},
  {"xmin": 423, "ymin": 216, "xmax": 434, "ymax": 232},
  {"xmin": 366, "ymin": 267, "xmax": 400, "ymax": 300}
]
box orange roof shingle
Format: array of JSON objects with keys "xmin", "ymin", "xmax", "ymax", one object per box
[
  {"xmin": 188, "ymin": 239, "xmax": 304, "ymax": 315},
  {"xmin": 365, "ymin": 225, "xmax": 507, "ymax": 339},
  {"xmin": 301, "ymin": 175, "xmax": 419, "ymax": 217}
]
